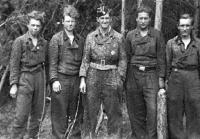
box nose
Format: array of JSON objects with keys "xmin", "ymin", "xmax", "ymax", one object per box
[{"xmin": 141, "ymin": 18, "xmax": 145, "ymax": 23}]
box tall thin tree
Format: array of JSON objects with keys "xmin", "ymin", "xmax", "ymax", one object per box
[
  {"xmin": 121, "ymin": 0, "xmax": 125, "ymax": 35},
  {"xmin": 154, "ymin": 0, "xmax": 167, "ymax": 139}
]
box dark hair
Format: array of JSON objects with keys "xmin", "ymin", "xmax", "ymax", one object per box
[
  {"xmin": 136, "ymin": 5, "xmax": 152, "ymax": 18},
  {"xmin": 63, "ymin": 5, "xmax": 79, "ymax": 19},
  {"xmin": 27, "ymin": 10, "xmax": 45, "ymax": 25},
  {"xmin": 178, "ymin": 13, "xmax": 194, "ymax": 25}
]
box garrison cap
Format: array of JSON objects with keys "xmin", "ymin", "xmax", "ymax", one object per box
[{"xmin": 96, "ymin": 4, "xmax": 111, "ymax": 17}]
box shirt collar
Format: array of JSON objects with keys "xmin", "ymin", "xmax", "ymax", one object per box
[
  {"xmin": 175, "ymin": 34, "xmax": 197, "ymax": 48},
  {"xmin": 135, "ymin": 27, "xmax": 154, "ymax": 37},
  {"xmin": 97, "ymin": 26, "xmax": 113, "ymax": 37},
  {"xmin": 24, "ymin": 31, "xmax": 44, "ymax": 45},
  {"xmin": 63, "ymin": 29, "xmax": 79, "ymax": 42}
]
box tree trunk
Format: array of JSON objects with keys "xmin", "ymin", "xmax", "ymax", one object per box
[
  {"xmin": 154, "ymin": 0, "xmax": 167, "ymax": 139},
  {"xmin": 154, "ymin": 0, "xmax": 163, "ymax": 31},
  {"xmin": 137, "ymin": 0, "xmax": 143, "ymax": 8},
  {"xmin": 121, "ymin": 0, "xmax": 125, "ymax": 35},
  {"xmin": 194, "ymin": 0, "xmax": 199, "ymax": 37}
]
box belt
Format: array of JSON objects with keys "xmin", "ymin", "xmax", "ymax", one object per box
[
  {"xmin": 22, "ymin": 63, "xmax": 44, "ymax": 73},
  {"xmin": 90, "ymin": 62, "xmax": 117, "ymax": 70},
  {"xmin": 172, "ymin": 66, "xmax": 198, "ymax": 71},
  {"xmin": 91, "ymin": 59, "xmax": 117, "ymax": 66},
  {"xmin": 133, "ymin": 65, "xmax": 156, "ymax": 72}
]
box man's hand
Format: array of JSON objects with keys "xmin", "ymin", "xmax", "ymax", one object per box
[
  {"xmin": 52, "ymin": 81, "xmax": 62, "ymax": 93},
  {"xmin": 159, "ymin": 77, "xmax": 165, "ymax": 89},
  {"xmin": 79, "ymin": 77, "xmax": 86, "ymax": 94},
  {"xmin": 158, "ymin": 88, "xmax": 166, "ymax": 97},
  {"xmin": 10, "ymin": 84, "xmax": 18, "ymax": 98}
]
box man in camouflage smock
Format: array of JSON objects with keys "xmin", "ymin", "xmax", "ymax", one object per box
[
  {"xmin": 9, "ymin": 11, "xmax": 47, "ymax": 139},
  {"xmin": 79, "ymin": 5, "xmax": 127, "ymax": 139}
]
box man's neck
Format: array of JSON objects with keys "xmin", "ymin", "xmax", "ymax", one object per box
[
  {"xmin": 181, "ymin": 35, "xmax": 191, "ymax": 41},
  {"xmin": 28, "ymin": 32, "xmax": 38, "ymax": 39},
  {"xmin": 181, "ymin": 35, "xmax": 191, "ymax": 49},
  {"xmin": 139, "ymin": 28, "xmax": 149, "ymax": 37},
  {"xmin": 99, "ymin": 26, "xmax": 111, "ymax": 37},
  {"xmin": 65, "ymin": 29, "xmax": 74, "ymax": 37}
]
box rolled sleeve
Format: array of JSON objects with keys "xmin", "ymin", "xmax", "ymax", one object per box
[
  {"xmin": 79, "ymin": 35, "xmax": 92, "ymax": 77},
  {"xmin": 156, "ymin": 32, "xmax": 166, "ymax": 78},
  {"xmin": 9, "ymin": 38, "xmax": 22, "ymax": 85},
  {"xmin": 49, "ymin": 35, "xmax": 59, "ymax": 82}
]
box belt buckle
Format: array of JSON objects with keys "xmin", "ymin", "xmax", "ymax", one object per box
[
  {"xmin": 139, "ymin": 65, "xmax": 145, "ymax": 71},
  {"xmin": 100, "ymin": 59, "xmax": 105, "ymax": 66},
  {"xmin": 174, "ymin": 68, "xmax": 178, "ymax": 71}
]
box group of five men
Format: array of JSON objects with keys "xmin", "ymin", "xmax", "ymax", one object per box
[{"xmin": 8, "ymin": 3, "xmax": 200, "ymax": 139}]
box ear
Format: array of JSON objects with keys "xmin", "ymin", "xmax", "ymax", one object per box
[
  {"xmin": 96, "ymin": 17, "xmax": 99, "ymax": 23},
  {"xmin": 136, "ymin": 17, "xmax": 138, "ymax": 22}
]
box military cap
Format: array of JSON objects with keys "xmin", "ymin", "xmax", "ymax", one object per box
[{"xmin": 96, "ymin": 4, "xmax": 111, "ymax": 17}]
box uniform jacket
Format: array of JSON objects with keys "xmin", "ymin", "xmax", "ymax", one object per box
[
  {"xmin": 79, "ymin": 27, "xmax": 127, "ymax": 80},
  {"xmin": 166, "ymin": 35, "xmax": 200, "ymax": 80},
  {"xmin": 49, "ymin": 30, "xmax": 84, "ymax": 82},
  {"xmin": 9, "ymin": 32, "xmax": 47, "ymax": 85},
  {"xmin": 125, "ymin": 27, "xmax": 166, "ymax": 78}
]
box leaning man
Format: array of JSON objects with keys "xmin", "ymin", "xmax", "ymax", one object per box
[
  {"xmin": 9, "ymin": 11, "xmax": 47, "ymax": 139},
  {"xmin": 166, "ymin": 13, "xmax": 200, "ymax": 139}
]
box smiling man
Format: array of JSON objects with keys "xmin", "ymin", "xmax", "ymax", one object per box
[
  {"xmin": 9, "ymin": 10, "xmax": 47, "ymax": 139},
  {"xmin": 49, "ymin": 5, "xmax": 84, "ymax": 139},
  {"xmin": 166, "ymin": 13, "xmax": 200, "ymax": 139},
  {"xmin": 79, "ymin": 4, "xmax": 127, "ymax": 139},
  {"xmin": 125, "ymin": 5, "xmax": 166, "ymax": 139}
]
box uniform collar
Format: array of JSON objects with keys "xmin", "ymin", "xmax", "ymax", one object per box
[
  {"xmin": 24, "ymin": 32, "xmax": 44, "ymax": 46},
  {"xmin": 63, "ymin": 29, "xmax": 80, "ymax": 42},
  {"xmin": 135, "ymin": 27, "xmax": 154, "ymax": 38},
  {"xmin": 94, "ymin": 26, "xmax": 115, "ymax": 44},
  {"xmin": 175, "ymin": 34, "xmax": 197, "ymax": 48}
]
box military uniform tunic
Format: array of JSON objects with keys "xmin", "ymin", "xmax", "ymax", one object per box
[{"xmin": 79, "ymin": 27, "xmax": 127, "ymax": 138}]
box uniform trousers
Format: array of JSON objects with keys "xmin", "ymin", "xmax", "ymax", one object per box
[
  {"xmin": 11, "ymin": 69, "xmax": 45, "ymax": 139},
  {"xmin": 126, "ymin": 65, "xmax": 159, "ymax": 139},
  {"xmin": 84, "ymin": 68, "xmax": 123, "ymax": 138},
  {"xmin": 51, "ymin": 73, "xmax": 83, "ymax": 139},
  {"xmin": 167, "ymin": 69, "xmax": 200, "ymax": 139}
]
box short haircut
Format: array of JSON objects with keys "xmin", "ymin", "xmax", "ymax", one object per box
[
  {"xmin": 178, "ymin": 13, "xmax": 194, "ymax": 25},
  {"xmin": 136, "ymin": 5, "xmax": 152, "ymax": 18},
  {"xmin": 63, "ymin": 5, "xmax": 79, "ymax": 19},
  {"xmin": 27, "ymin": 10, "xmax": 45, "ymax": 25}
]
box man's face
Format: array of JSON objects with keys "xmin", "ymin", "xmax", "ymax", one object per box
[
  {"xmin": 63, "ymin": 15, "xmax": 76, "ymax": 32},
  {"xmin": 178, "ymin": 18, "xmax": 193, "ymax": 38},
  {"xmin": 136, "ymin": 12, "xmax": 151, "ymax": 30},
  {"xmin": 97, "ymin": 13, "xmax": 111, "ymax": 30},
  {"xmin": 27, "ymin": 18, "xmax": 42, "ymax": 36}
]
